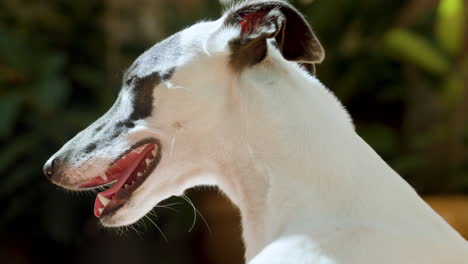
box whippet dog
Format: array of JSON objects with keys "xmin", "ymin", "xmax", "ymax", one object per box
[{"xmin": 44, "ymin": 0, "xmax": 468, "ymax": 263}]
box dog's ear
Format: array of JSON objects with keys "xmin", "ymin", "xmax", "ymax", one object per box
[{"xmin": 226, "ymin": 1, "xmax": 325, "ymax": 74}]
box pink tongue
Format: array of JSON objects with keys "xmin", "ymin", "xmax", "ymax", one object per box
[
  {"xmin": 81, "ymin": 147, "xmax": 150, "ymax": 188},
  {"xmin": 93, "ymin": 144, "xmax": 154, "ymax": 217}
]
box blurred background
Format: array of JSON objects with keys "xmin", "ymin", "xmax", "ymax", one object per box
[{"xmin": 0, "ymin": 0, "xmax": 467, "ymax": 263}]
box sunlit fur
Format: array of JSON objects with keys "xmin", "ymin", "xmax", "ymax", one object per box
[{"xmin": 47, "ymin": 1, "xmax": 468, "ymax": 263}]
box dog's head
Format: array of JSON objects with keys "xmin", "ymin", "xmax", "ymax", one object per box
[{"xmin": 43, "ymin": 0, "xmax": 324, "ymax": 226}]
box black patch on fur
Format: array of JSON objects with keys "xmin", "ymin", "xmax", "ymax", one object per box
[
  {"xmin": 94, "ymin": 124, "xmax": 105, "ymax": 133},
  {"xmin": 270, "ymin": 39, "xmax": 279, "ymax": 49},
  {"xmin": 110, "ymin": 119, "xmax": 135, "ymax": 139},
  {"xmin": 127, "ymin": 67, "xmax": 176, "ymax": 121},
  {"xmin": 124, "ymin": 34, "xmax": 180, "ymax": 121},
  {"xmin": 110, "ymin": 130, "xmax": 121, "ymax": 140},
  {"xmin": 129, "ymin": 72, "xmax": 161, "ymax": 120},
  {"xmin": 161, "ymin": 67, "xmax": 175, "ymax": 81},
  {"xmin": 117, "ymin": 119, "xmax": 135, "ymax": 129},
  {"xmin": 225, "ymin": 3, "xmax": 276, "ymax": 71},
  {"xmin": 229, "ymin": 36, "xmax": 270, "ymax": 71},
  {"xmin": 83, "ymin": 143, "xmax": 97, "ymax": 154}
]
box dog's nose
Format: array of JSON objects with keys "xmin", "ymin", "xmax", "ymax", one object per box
[{"xmin": 43, "ymin": 157, "xmax": 58, "ymax": 179}]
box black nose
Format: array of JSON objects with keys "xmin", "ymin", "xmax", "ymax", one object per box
[{"xmin": 43, "ymin": 158, "xmax": 58, "ymax": 179}]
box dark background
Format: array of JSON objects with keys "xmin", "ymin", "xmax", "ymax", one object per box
[{"xmin": 0, "ymin": 0, "xmax": 467, "ymax": 263}]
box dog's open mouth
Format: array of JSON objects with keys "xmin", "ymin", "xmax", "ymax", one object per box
[{"xmin": 79, "ymin": 141, "xmax": 161, "ymax": 218}]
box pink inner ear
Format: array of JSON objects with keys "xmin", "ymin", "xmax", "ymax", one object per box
[{"xmin": 239, "ymin": 10, "xmax": 268, "ymax": 34}]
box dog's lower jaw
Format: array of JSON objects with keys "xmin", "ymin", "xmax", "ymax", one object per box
[
  {"xmin": 96, "ymin": 195, "xmax": 146, "ymax": 227},
  {"xmin": 98, "ymin": 191, "xmax": 169, "ymax": 227}
]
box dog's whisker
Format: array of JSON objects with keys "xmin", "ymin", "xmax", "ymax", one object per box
[
  {"xmin": 170, "ymin": 133, "xmax": 176, "ymax": 157},
  {"xmin": 136, "ymin": 218, "xmax": 148, "ymax": 233},
  {"xmin": 66, "ymin": 167, "xmax": 85, "ymax": 179},
  {"xmin": 147, "ymin": 210, "xmax": 157, "ymax": 218},
  {"xmin": 181, "ymin": 194, "xmax": 197, "ymax": 232},
  {"xmin": 156, "ymin": 202, "xmax": 183, "ymax": 212},
  {"xmin": 181, "ymin": 194, "xmax": 211, "ymax": 234},
  {"xmin": 129, "ymin": 224, "xmax": 143, "ymax": 239},
  {"xmin": 145, "ymin": 214, "xmax": 168, "ymax": 242},
  {"xmin": 159, "ymin": 202, "xmax": 183, "ymax": 207},
  {"xmin": 155, "ymin": 205, "xmax": 179, "ymax": 213}
]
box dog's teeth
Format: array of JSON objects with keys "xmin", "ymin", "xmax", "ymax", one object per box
[
  {"xmin": 98, "ymin": 208, "xmax": 104, "ymax": 214},
  {"xmin": 137, "ymin": 172, "xmax": 143, "ymax": 177},
  {"xmin": 151, "ymin": 150, "xmax": 156, "ymax": 156},
  {"xmin": 98, "ymin": 194, "xmax": 110, "ymax": 206},
  {"xmin": 124, "ymin": 184, "xmax": 130, "ymax": 189},
  {"xmin": 145, "ymin": 159, "xmax": 151, "ymax": 166},
  {"xmin": 100, "ymin": 174, "xmax": 108, "ymax": 181}
]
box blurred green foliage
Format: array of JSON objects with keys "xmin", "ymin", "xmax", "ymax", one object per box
[
  {"xmin": 0, "ymin": 2, "xmax": 108, "ymax": 255},
  {"xmin": 0, "ymin": 0, "xmax": 467, "ymax": 263}
]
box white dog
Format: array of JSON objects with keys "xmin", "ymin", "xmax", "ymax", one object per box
[{"xmin": 44, "ymin": 0, "xmax": 468, "ymax": 263}]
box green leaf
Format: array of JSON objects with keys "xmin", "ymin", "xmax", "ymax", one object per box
[
  {"xmin": 442, "ymin": 57, "xmax": 468, "ymax": 108},
  {"xmin": 441, "ymin": 71, "xmax": 464, "ymax": 108},
  {"xmin": 436, "ymin": 0, "xmax": 464, "ymax": 56},
  {"xmin": 384, "ymin": 29, "xmax": 450, "ymax": 75}
]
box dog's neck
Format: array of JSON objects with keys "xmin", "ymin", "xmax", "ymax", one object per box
[{"xmin": 206, "ymin": 51, "xmax": 437, "ymax": 260}]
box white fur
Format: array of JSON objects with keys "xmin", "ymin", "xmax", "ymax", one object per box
[
  {"xmin": 121, "ymin": 21, "xmax": 468, "ymax": 263},
  {"xmin": 48, "ymin": 2, "xmax": 468, "ymax": 263}
]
